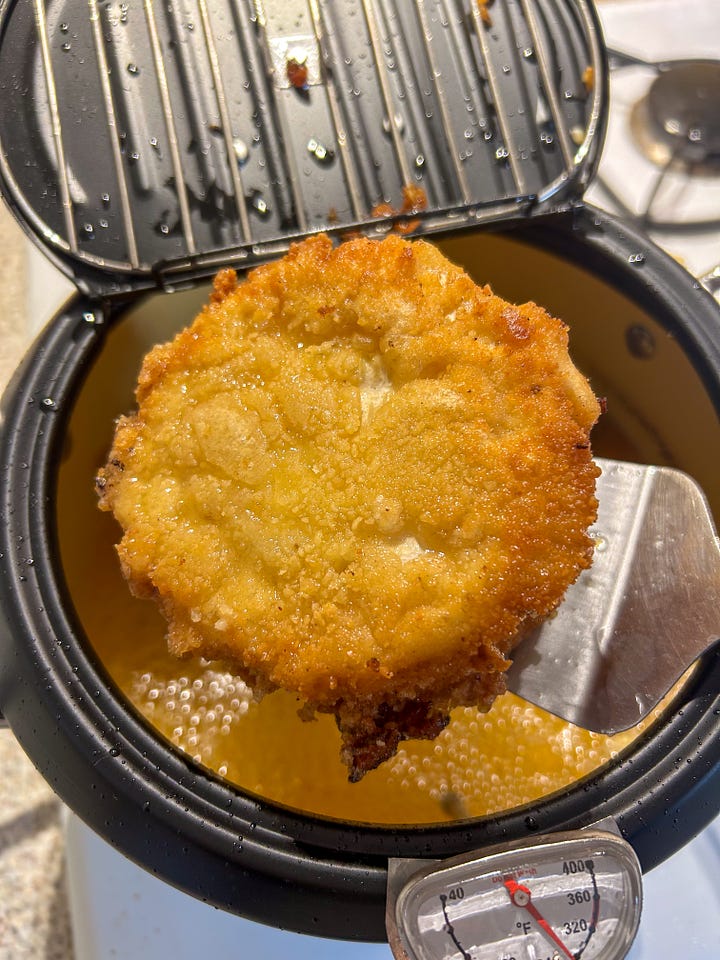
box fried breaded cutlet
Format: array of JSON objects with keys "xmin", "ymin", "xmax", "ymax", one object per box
[{"xmin": 97, "ymin": 234, "xmax": 600, "ymax": 781}]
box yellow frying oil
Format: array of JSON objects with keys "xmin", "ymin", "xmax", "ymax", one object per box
[
  {"xmin": 127, "ymin": 662, "xmax": 669, "ymax": 823},
  {"xmin": 55, "ymin": 236, "xmax": 720, "ymax": 826},
  {"xmin": 58, "ymin": 403, "xmax": 670, "ymax": 824}
]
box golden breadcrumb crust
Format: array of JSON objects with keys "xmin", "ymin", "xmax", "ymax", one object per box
[{"xmin": 97, "ymin": 234, "xmax": 600, "ymax": 780}]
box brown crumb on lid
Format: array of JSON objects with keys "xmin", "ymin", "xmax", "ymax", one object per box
[
  {"xmin": 401, "ymin": 184, "xmax": 428, "ymax": 214},
  {"xmin": 370, "ymin": 201, "xmax": 396, "ymax": 219},
  {"xmin": 394, "ymin": 218, "xmax": 421, "ymax": 236},
  {"xmin": 369, "ymin": 187, "xmax": 427, "ymax": 236},
  {"xmin": 477, "ymin": 0, "xmax": 494, "ymax": 27},
  {"xmin": 287, "ymin": 58, "xmax": 309, "ymax": 90}
]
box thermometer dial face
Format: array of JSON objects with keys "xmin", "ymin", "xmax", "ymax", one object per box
[{"xmin": 392, "ymin": 829, "xmax": 642, "ymax": 960}]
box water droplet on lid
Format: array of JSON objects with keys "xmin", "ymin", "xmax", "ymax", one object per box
[
  {"xmin": 628, "ymin": 252, "xmax": 645, "ymax": 265},
  {"xmin": 159, "ymin": 223, "xmax": 170, "ymax": 235},
  {"xmin": 60, "ymin": 22, "xmax": 69, "ymax": 33},
  {"xmin": 127, "ymin": 63, "xmax": 139, "ymax": 75},
  {"xmin": 61, "ymin": 42, "xmax": 71, "ymax": 51},
  {"xmin": 101, "ymin": 193, "xmax": 110, "ymax": 205},
  {"xmin": 249, "ymin": 192, "xmax": 269, "ymax": 217},
  {"xmin": 415, "ymin": 154, "xmax": 425, "ymax": 168},
  {"xmin": 307, "ymin": 137, "xmax": 334, "ymax": 164},
  {"xmin": 233, "ymin": 137, "xmax": 249, "ymax": 165},
  {"xmin": 99, "ymin": 218, "xmax": 108, "ymax": 228},
  {"xmin": 42, "ymin": 397, "xmax": 56, "ymax": 409},
  {"xmin": 495, "ymin": 145, "xmax": 509, "ymax": 160},
  {"xmin": 523, "ymin": 46, "xmax": 534, "ymax": 58},
  {"xmin": 502, "ymin": 64, "xmax": 511, "ymax": 74},
  {"xmin": 83, "ymin": 311, "xmax": 96, "ymax": 323},
  {"xmin": 464, "ymin": 128, "xmax": 473, "ymax": 140},
  {"xmin": 382, "ymin": 112, "xmax": 405, "ymax": 135}
]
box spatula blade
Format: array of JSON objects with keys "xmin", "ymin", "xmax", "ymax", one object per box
[{"xmin": 505, "ymin": 458, "xmax": 720, "ymax": 733}]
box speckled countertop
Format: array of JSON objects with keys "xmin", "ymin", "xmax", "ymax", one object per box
[{"xmin": 0, "ymin": 204, "xmax": 74, "ymax": 960}]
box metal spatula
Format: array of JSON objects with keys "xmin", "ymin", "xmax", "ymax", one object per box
[{"xmin": 506, "ymin": 458, "xmax": 720, "ymax": 734}]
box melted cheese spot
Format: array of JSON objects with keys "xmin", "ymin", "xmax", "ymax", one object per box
[
  {"xmin": 394, "ymin": 534, "xmax": 423, "ymax": 562},
  {"xmin": 359, "ymin": 356, "xmax": 393, "ymax": 424}
]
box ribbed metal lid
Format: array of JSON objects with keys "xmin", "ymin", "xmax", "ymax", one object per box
[{"xmin": 0, "ymin": 0, "xmax": 605, "ymax": 297}]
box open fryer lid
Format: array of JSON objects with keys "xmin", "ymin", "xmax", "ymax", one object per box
[{"xmin": 0, "ymin": 0, "xmax": 605, "ymax": 298}]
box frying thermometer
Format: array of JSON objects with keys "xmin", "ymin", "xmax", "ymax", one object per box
[{"xmin": 386, "ymin": 820, "xmax": 642, "ymax": 960}]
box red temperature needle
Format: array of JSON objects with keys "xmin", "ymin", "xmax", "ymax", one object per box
[{"xmin": 504, "ymin": 878, "xmax": 575, "ymax": 960}]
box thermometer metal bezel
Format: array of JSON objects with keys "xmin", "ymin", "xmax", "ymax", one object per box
[{"xmin": 387, "ymin": 824, "xmax": 643, "ymax": 960}]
